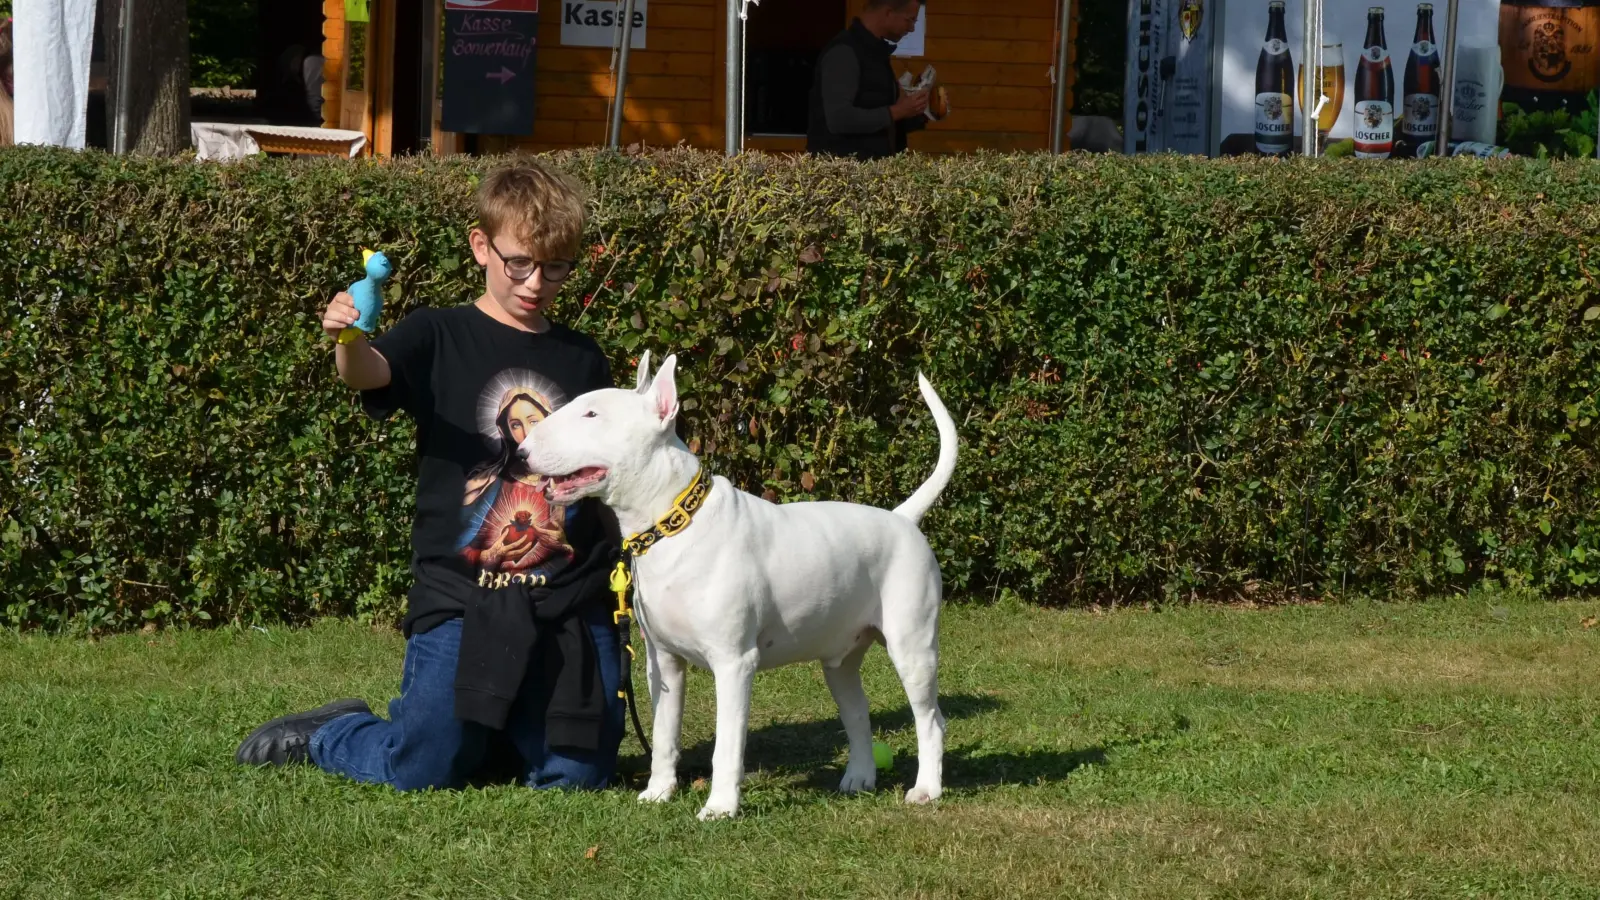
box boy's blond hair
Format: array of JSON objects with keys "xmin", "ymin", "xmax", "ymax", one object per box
[{"xmin": 476, "ymin": 161, "xmax": 587, "ymax": 260}]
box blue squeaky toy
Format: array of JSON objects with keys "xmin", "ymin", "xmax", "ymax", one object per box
[{"xmin": 337, "ymin": 249, "xmax": 394, "ymax": 345}]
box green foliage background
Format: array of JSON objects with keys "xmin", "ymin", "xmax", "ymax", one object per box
[
  {"xmin": 3, "ymin": 146, "xmax": 1600, "ymax": 632},
  {"xmin": 1072, "ymin": 0, "xmax": 1126, "ymax": 119},
  {"xmin": 188, "ymin": 0, "xmax": 258, "ymax": 89}
]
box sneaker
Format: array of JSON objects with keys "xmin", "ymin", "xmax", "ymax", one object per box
[{"xmin": 234, "ymin": 698, "xmax": 372, "ymax": 767}]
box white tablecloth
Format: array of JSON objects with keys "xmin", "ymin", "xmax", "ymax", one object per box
[{"xmin": 190, "ymin": 121, "xmax": 368, "ymax": 161}]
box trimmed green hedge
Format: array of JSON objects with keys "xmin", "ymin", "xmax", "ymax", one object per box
[{"xmin": 3, "ymin": 146, "xmax": 1600, "ymax": 631}]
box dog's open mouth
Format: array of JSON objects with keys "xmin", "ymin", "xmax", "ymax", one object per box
[{"xmin": 541, "ymin": 466, "xmax": 608, "ymax": 500}]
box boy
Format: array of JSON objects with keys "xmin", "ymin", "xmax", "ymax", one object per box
[{"xmin": 236, "ymin": 162, "xmax": 627, "ymax": 792}]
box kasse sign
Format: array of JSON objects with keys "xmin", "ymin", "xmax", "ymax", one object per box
[{"xmin": 561, "ymin": 0, "xmax": 647, "ymax": 49}]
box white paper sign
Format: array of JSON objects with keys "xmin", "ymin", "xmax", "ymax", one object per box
[
  {"xmin": 893, "ymin": 7, "xmax": 927, "ymax": 57},
  {"xmin": 560, "ymin": 0, "xmax": 648, "ymax": 49}
]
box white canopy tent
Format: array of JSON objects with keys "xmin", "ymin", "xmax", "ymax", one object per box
[
  {"xmin": 12, "ymin": 0, "xmax": 141, "ymax": 152},
  {"xmin": 11, "ymin": 0, "xmax": 97, "ymax": 148}
]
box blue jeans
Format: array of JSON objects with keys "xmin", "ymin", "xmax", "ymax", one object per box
[{"xmin": 309, "ymin": 613, "xmax": 626, "ymax": 791}]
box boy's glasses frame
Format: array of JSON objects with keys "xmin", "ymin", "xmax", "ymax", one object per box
[{"xmin": 488, "ymin": 241, "xmax": 575, "ymax": 283}]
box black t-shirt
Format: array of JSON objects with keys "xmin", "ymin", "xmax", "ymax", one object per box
[{"xmin": 361, "ymin": 302, "xmax": 618, "ymax": 635}]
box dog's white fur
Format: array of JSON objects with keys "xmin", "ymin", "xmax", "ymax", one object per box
[{"xmin": 520, "ymin": 352, "xmax": 958, "ymax": 820}]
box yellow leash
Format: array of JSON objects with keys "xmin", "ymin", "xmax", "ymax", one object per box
[{"xmin": 609, "ymin": 467, "xmax": 712, "ymax": 757}]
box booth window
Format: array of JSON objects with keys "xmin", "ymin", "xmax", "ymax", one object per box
[{"xmin": 743, "ymin": 0, "xmax": 848, "ymax": 137}]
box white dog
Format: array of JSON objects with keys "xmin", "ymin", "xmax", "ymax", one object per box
[{"xmin": 520, "ymin": 351, "xmax": 958, "ymax": 820}]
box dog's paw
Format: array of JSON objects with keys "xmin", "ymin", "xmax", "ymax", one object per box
[
  {"xmin": 903, "ymin": 785, "xmax": 942, "ymax": 805},
  {"xmin": 696, "ymin": 800, "xmax": 739, "ymax": 821},
  {"xmin": 838, "ymin": 766, "xmax": 877, "ymax": 794},
  {"xmin": 638, "ymin": 780, "xmax": 677, "ymax": 803}
]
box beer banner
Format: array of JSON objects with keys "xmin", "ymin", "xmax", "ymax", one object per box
[
  {"xmin": 1126, "ymin": 0, "xmax": 1600, "ymax": 157},
  {"xmin": 1218, "ymin": 0, "xmax": 1500, "ymax": 157},
  {"xmin": 1123, "ymin": 0, "xmax": 1216, "ymax": 156}
]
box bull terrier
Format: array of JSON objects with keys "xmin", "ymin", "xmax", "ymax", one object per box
[{"xmin": 521, "ymin": 351, "xmax": 958, "ymax": 820}]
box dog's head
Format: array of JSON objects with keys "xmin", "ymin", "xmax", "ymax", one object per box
[{"xmin": 519, "ymin": 350, "xmax": 684, "ymax": 507}]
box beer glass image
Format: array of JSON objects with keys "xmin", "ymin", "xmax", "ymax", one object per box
[
  {"xmin": 1450, "ymin": 44, "xmax": 1503, "ymax": 144},
  {"xmin": 1298, "ymin": 43, "xmax": 1347, "ymax": 143}
]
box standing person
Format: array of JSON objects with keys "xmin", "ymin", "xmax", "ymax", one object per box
[
  {"xmin": 0, "ymin": 17, "xmax": 14, "ymax": 148},
  {"xmin": 805, "ymin": 0, "xmax": 928, "ymax": 160},
  {"xmin": 235, "ymin": 161, "xmax": 629, "ymax": 793}
]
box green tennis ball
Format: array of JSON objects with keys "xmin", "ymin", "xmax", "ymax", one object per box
[{"xmin": 872, "ymin": 741, "xmax": 894, "ymax": 770}]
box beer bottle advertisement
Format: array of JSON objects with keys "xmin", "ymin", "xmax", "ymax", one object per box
[
  {"xmin": 1216, "ymin": 0, "xmax": 1504, "ymax": 159},
  {"xmin": 1401, "ymin": 3, "xmax": 1443, "ymax": 144},
  {"xmin": 1355, "ymin": 7, "xmax": 1396, "ymax": 157},
  {"xmin": 1255, "ymin": 1, "xmax": 1295, "ymax": 154}
]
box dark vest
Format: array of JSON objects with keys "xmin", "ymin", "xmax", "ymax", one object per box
[{"xmin": 806, "ymin": 19, "xmax": 904, "ymax": 160}]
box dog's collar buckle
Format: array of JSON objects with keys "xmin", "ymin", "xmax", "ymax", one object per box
[{"xmin": 622, "ymin": 466, "xmax": 712, "ymax": 559}]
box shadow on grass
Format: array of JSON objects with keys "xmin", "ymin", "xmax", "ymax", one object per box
[
  {"xmin": 612, "ymin": 694, "xmax": 1189, "ymax": 793},
  {"xmin": 477, "ymin": 694, "xmax": 1188, "ymax": 795}
]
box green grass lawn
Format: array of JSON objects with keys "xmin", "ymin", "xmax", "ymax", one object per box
[{"xmin": 3, "ymin": 591, "xmax": 1599, "ymax": 899}]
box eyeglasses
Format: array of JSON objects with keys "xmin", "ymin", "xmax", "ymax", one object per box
[{"xmin": 488, "ymin": 240, "xmax": 575, "ymax": 283}]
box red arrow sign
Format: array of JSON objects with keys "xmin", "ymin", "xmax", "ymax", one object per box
[{"xmin": 486, "ymin": 67, "xmax": 516, "ymax": 84}]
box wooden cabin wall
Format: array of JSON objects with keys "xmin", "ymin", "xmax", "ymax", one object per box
[
  {"xmin": 906, "ymin": 0, "xmax": 1074, "ymax": 153},
  {"xmin": 525, "ymin": 0, "xmax": 721, "ymax": 149},
  {"xmin": 320, "ymin": 0, "xmax": 345, "ymax": 129}
]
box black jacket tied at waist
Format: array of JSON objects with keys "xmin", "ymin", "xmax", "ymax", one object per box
[{"xmin": 412, "ymin": 540, "xmax": 620, "ymax": 751}]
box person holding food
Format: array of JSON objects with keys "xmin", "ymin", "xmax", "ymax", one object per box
[{"xmin": 805, "ymin": 0, "xmax": 948, "ymax": 160}]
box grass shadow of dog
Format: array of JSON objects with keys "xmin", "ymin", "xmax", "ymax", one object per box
[
  {"xmin": 648, "ymin": 705, "xmax": 1189, "ymax": 795},
  {"xmin": 597, "ymin": 691, "xmax": 1000, "ymax": 786},
  {"xmin": 612, "ymin": 692, "xmax": 1164, "ymax": 794},
  {"xmin": 481, "ymin": 697, "xmax": 1187, "ymax": 799}
]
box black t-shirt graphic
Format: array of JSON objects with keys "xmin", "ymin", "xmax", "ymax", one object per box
[{"xmin": 361, "ymin": 303, "xmax": 615, "ymax": 636}]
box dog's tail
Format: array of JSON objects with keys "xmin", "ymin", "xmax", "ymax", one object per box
[{"xmin": 892, "ymin": 373, "xmax": 959, "ymax": 525}]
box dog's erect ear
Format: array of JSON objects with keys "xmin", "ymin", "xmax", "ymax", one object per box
[
  {"xmin": 650, "ymin": 353, "xmax": 680, "ymax": 427},
  {"xmin": 634, "ymin": 349, "xmax": 653, "ymax": 394}
]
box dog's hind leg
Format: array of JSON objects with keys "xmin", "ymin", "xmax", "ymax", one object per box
[
  {"xmin": 881, "ymin": 583, "xmax": 946, "ymax": 805},
  {"xmin": 639, "ymin": 642, "xmax": 687, "ymax": 804},
  {"xmin": 823, "ymin": 636, "xmax": 878, "ymax": 794},
  {"xmin": 698, "ymin": 649, "xmax": 760, "ymax": 821}
]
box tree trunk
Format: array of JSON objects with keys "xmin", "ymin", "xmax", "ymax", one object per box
[{"xmin": 102, "ymin": 0, "xmax": 191, "ymax": 155}]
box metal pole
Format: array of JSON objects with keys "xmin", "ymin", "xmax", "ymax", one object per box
[
  {"xmin": 1051, "ymin": 0, "xmax": 1073, "ymax": 153},
  {"xmin": 724, "ymin": 0, "xmax": 743, "ymax": 155},
  {"xmin": 113, "ymin": 0, "xmax": 137, "ymax": 154},
  {"xmin": 1437, "ymin": 0, "xmax": 1459, "ymax": 153},
  {"xmin": 419, "ymin": 0, "xmax": 439, "ymax": 151},
  {"xmin": 608, "ymin": 0, "xmax": 639, "ymax": 149},
  {"xmin": 1300, "ymin": 0, "xmax": 1320, "ymax": 157},
  {"xmin": 1313, "ymin": 0, "xmax": 1323, "ymax": 154}
]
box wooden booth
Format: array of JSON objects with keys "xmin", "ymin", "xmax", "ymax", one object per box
[{"xmin": 318, "ymin": 0, "xmax": 1078, "ymax": 156}]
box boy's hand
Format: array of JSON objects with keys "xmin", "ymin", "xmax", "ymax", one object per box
[
  {"xmin": 322, "ymin": 291, "xmax": 360, "ymax": 342},
  {"xmin": 322, "ymin": 290, "xmax": 392, "ymax": 390}
]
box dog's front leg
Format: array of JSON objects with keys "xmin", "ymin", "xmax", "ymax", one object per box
[
  {"xmin": 698, "ymin": 650, "xmax": 759, "ymax": 821},
  {"xmin": 639, "ymin": 641, "xmax": 686, "ymax": 804}
]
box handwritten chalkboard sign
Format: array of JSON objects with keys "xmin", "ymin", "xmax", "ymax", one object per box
[{"xmin": 442, "ymin": 0, "xmax": 540, "ymax": 136}]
